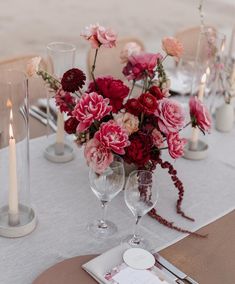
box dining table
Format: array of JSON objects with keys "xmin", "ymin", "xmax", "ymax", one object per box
[{"xmin": 0, "ymin": 94, "xmax": 235, "ymax": 284}]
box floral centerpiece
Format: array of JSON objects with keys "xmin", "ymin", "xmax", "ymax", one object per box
[{"xmin": 27, "ymin": 24, "xmax": 211, "ymax": 235}]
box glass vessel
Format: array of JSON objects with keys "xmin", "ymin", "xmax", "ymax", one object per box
[
  {"xmin": 88, "ymin": 156, "xmax": 125, "ymax": 238},
  {"xmin": 123, "ymin": 170, "xmax": 158, "ymax": 248},
  {"xmin": 0, "ymin": 69, "xmax": 36, "ymax": 237},
  {"xmin": 44, "ymin": 42, "xmax": 76, "ymax": 163}
]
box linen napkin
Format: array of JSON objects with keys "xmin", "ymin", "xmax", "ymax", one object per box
[{"xmin": 82, "ymin": 244, "xmax": 176, "ymax": 284}]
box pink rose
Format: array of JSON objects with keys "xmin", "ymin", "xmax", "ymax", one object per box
[
  {"xmin": 113, "ymin": 112, "xmax": 139, "ymax": 134},
  {"xmin": 81, "ymin": 24, "xmax": 117, "ymax": 48},
  {"xmin": 155, "ymin": 98, "xmax": 185, "ymax": 134},
  {"xmin": 152, "ymin": 129, "xmax": 164, "ymax": 148},
  {"xmin": 167, "ymin": 132, "xmax": 187, "ymax": 159},
  {"xmin": 120, "ymin": 42, "xmax": 142, "ymax": 64},
  {"xmin": 72, "ymin": 92, "xmax": 112, "ymax": 132},
  {"xmin": 94, "ymin": 120, "xmax": 130, "ymax": 155},
  {"xmin": 122, "ymin": 52, "xmax": 162, "ymax": 81},
  {"xmin": 189, "ymin": 96, "xmax": 211, "ymax": 132},
  {"xmin": 84, "ymin": 138, "xmax": 113, "ymax": 174},
  {"xmin": 26, "ymin": 57, "xmax": 41, "ymax": 77},
  {"xmin": 162, "ymin": 37, "xmax": 183, "ymax": 60}
]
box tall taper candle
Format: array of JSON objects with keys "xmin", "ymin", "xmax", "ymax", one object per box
[
  {"xmin": 8, "ymin": 111, "xmax": 19, "ymax": 226},
  {"xmin": 55, "ymin": 111, "xmax": 65, "ymax": 155}
]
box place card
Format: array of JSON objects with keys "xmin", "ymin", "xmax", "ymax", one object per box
[{"xmin": 105, "ymin": 263, "xmax": 170, "ymax": 284}]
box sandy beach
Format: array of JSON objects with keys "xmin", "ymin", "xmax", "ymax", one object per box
[{"xmin": 0, "ymin": 0, "xmax": 234, "ymax": 69}]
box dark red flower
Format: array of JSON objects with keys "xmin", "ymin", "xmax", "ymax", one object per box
[
  {"xmin": 124, "ymin": 98, "xmax": 143, "ymax": 116},
  {"xmin": 61, "ymin": 68, "xmax": 86, "ymax": 92},
  {"xmin": 64, "ymin": 117, "xmax": 79, "ymax": 134},
  {"xmin": 138, "ymin": 93, "xmax": 158, "ymax": 114},
  {"xmin": 88, "ymin": 76, "xmax": 129, "ymax": 113},
  {"xmin": 124, "ymin": 132, "xmax": 153, "ymax": 166},
  {"xmin": 149, "ymin": 86, "xmax": 165, "ymax": 100},
  {"xmin": 55, "ymin": 87, "xmax": 76, "ymax": 113}
]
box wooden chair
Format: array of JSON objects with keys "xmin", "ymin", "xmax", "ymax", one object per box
[
  {"xmin": 174, "ymin": 26, "xmax": 217, "ymax": 62},
  {"xmin": 86, "ymin": 37, "xmax": 145, "ymax": 81},
  {"xmin": 0, "ymin": 55, "xmax": 48, "ymax": 140}
]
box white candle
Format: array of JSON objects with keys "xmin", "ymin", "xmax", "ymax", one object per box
[
  {"xmin": 8, "ymin": 110, "xmax": 19, "ymax": 226},
  {"xmin": 198, "ymin": 73, "xmax": 207, "ymax": 101},
  {"xmin": 55, "ymin": 111, "xmax": 65, "ymax": 155}
]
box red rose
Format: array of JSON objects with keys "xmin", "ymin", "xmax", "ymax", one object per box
[
  {"xmin": 64, "ymin": 117, "xmax": 79, "ymax": 134},
  {"xmin": 61, "ymin": 68, "xmax": 86, "ymax": 92},
  {"xmin": 138, "ymin": 93, "xmax": 158, "ymax": 114},
  {"xmin": 124, "ymin": 98, "xmax": 143, "ymax": 116},
  {"xmin": 124, "ymin": 132, "xmax": 152, "ymax": 166},
  {"xmin": 88, "ymin": 76, "xmax": 129, "ymax": 113},
  {"xmin": 149, "ymin": 86, "xmax": 165, "ymax": 100}
]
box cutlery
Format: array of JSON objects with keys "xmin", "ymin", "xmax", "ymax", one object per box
[
  {"xmin": 154, "ymin": 262, "xmax": 185, "ymax": 284},
  {"xmin": 29, "ymin": 108, "xmax": 57, "ymax": 132},
  {"xmin": 154, "ymin": 253, "xmax": 199, "ymax": 284}
]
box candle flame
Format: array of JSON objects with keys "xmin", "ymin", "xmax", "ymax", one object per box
[
  {"xmin": 7, "ymin": 99, "xmax": 12, "ymax": 108},
  {"xmin": 9, "ymin": 123, "xmax": 14, "ymax": 139},
  {"xmin": 201, "ymin": 73, "xmax": 207, "ymax": 84},
  {"xmin": 221, "ymin": 41, "xmax": 225, "ymax": 53},
  {"xmin": 9, "ymin": 109, "xmax": 14, "ymax": 138},
  {"xmin": 10, "ymin": 109, "xmax": 13, "ymax": 121}
]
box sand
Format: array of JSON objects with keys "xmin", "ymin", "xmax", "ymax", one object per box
[{"xmin": 0, "ymin": 0, "xmax": 234, "ymax": 70}]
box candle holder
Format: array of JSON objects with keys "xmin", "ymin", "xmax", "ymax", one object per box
[
  {"xmin": 0, "ymin": 70, "xmax": 37, "ymax": 238},
  {"xmin": 183, "ymin": 139, "xmax": 209, "ymax": 160},
  {"xmin": 44, "ymin": 42, "xmax": 76, "ymax": 163}
]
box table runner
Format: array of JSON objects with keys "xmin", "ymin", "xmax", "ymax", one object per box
[{"xmin": 0, "ymin": 127, "xmax": 235, "ymax": 283}]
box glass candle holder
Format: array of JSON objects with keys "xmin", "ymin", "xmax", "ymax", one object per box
[
  {"xmin": 44, "ymin": 42, "xmax": 76, "ymax": 163},
  {"xmin": 0, "ymin": 69, "xmax": 37, "ymax": 237},
  {"xmin": 184, "ymin": 28, "xmax": 225, "ymax": 159}
]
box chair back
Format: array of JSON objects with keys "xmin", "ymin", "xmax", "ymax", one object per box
[{"xmin": 86, "ymin": 37, "xmax": 145, "ymax": 81}]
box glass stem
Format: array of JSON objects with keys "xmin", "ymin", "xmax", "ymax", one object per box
[
  {"xmin": 132, "ymin": 215, "xmax": 142, "ymax": 244},
  {"xmin": 98, "ymin": 200, "xmax": 108, "ymax": 229}
]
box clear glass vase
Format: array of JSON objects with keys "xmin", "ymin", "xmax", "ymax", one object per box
[
  {"xmin": 0, "ymin": 69, "xmax": 37, "ymax": 237},
  {"xmin": 44, "ymin": 42, "xmax": 76, "ymax": 163}
]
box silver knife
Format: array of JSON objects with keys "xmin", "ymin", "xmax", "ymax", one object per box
[
  {"xmin": 154, "ymin": 252, "xmax": 199, "ymax": 284},
  {"xmin": 29, "ymin": 109, "xmax": 57, "ymax": 132},
  {"xmin": 154, "ymin": 261, "xmax": 185, "ymax": 284}
]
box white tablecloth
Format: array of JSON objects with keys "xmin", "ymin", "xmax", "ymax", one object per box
[{"xmin": 0, "ymin": 126, "xmax": 235, "ymax": 283}]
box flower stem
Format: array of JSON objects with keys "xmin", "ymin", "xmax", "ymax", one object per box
[
  {"xmin": 91, "ymin": 48, "xmax": 99, "ymax": 91},
  {"xmin": 127, "ymin": 80, "xmax": 136, "ymax": 101}
]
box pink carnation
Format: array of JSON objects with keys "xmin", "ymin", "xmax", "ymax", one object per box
[
  {"xmin": 122, "ymin": 52, "xmax": 162, "ymax": 81},
  {"xmin": 81, "ymin": 23, "xmax": 117, "ymax": 48},
  {"xmin": 152, "ymin": 129, "xmax": 164, "ymax": 148},
  {"xmin": 84, "ymin": 138, "xmax": 113, "ymax": 174},
  {"xmin": 189, "ymin": 96, "xmax": 211, "ymax": 132},
  {"xmin": 155, "ymin": 98, "xmax": 185, "ymax": 134},
  {"xmin": 72, "ymin": 92, "xmax": 112, "ymax": 132},
  {"xmin": 167, "ymin": 132, "xmax": 187, "ymax": 159},
  {"xmin": 162, "ymin": 37, "xmax": 183, "ymax": 60},
  {"xmin": 94, "ymin": 120, "xmax": 130, "ymax": 155},
  {"xmin": 55, "ymin": 87, "xmax": 76, "ymax": 113}
]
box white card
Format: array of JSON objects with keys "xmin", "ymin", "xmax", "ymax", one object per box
[{"xmin": 112, "ymin": 266, "xmax": 170, "ymax": 284}]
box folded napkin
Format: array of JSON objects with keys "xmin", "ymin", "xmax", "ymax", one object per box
[{"xmin": 82, "ymin": 244, "xmax": 176, "ymax": 284}]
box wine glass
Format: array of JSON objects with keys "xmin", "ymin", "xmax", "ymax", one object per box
[
  {"xmin": 88, "ymin": 156, "xmax": 125, "ymax": 238},
  {"xmin": 124, "ymin": 170, "xmax": 158, "ymax": 248}
]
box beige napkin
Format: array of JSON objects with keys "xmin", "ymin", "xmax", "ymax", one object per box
[{"xmin": 82, "ymin": 243, "xmax": 176, "ymax": 284}]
